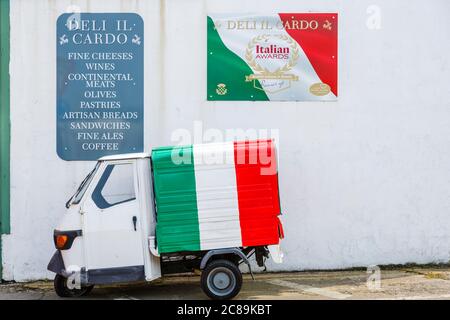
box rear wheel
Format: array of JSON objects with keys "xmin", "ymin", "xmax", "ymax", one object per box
[
  {"xmin": 201, "ymin": 259, "xmax": 242, "ymax": 300},
  {"xmin": 54, "ymin": 274, "xmax": 94, "ymax": 298}
]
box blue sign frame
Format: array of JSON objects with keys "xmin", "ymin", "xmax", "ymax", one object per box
[{"xmin": 57, "ymin": 13, "xmax": 143, "ymax": 161}]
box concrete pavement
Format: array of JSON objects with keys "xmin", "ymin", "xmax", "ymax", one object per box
[{"xmin": 1, "ymin": 267, "xmax": 450, "ymax": 300}]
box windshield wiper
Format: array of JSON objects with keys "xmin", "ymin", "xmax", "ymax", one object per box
[{"xmin": 65, "ymin": 168, "xmax": 96, "ymax": 208}]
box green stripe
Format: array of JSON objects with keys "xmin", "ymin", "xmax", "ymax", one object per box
[
  {"xmin": 0, "ymin": 0, "xmax": 10, "ymax": 279},
  {"xmin": 152, "ymin": 145, "xmax": 200, "ymax": 253},
  {"xmin": 207, "ymin": 16, "xmax": 269, "ymax": 101}
]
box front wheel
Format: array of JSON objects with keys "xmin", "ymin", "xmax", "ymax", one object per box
[
  {"xmin": 201, "ymin": 259, "xmax": 242, "ymax": 300},
  {"xmin": 54, "ymin": 274, "xmax": 94, "ymax": 298}
]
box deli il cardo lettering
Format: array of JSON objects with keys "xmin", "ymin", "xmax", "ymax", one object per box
[
  {"xmin": 226, "ymin": 19, "xmax": 319, "ymax": 30},
  {"xmin": 66, "ymin": 18, "xmax": 132, "ymax": 45}
]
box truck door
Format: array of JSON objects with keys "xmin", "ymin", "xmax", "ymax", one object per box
[
  {"xmin": 135, "ymin": 158, "xmax": 161, "ymax": 281},
  {"xmin": 81, "ymin": 160, "xmax": 145, "ymax": 283}
]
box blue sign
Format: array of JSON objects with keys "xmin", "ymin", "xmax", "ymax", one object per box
[{"xmin": 57, "ymin": 13, "xmax": 143, "ymax": 160}]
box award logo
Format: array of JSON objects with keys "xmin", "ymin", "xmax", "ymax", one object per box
[
  {"xmin": 309, "ymin": 82, "xmax": 331, "ymax": 96},
  {"xmin": 215, "ymin": 83, "xmax": 228, "ymax": 95},
  {"xmin": 245, "ymin": 34, "xmax": 299, "ymax": 93}
]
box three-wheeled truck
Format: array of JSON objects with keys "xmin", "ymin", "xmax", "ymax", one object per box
[{"xmin": 48, "ymin": 139, "xmax": 284, "ymax": 299}]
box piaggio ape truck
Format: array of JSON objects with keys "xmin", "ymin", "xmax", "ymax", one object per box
[{"xmin": 48, "ymin": 139, "xmax": 284, "ymax": 299}]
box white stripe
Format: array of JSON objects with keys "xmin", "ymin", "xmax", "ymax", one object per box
[
  {"xmin": 267, "ymin": 279, "xmax": 352, "ymax": 299},
  {"xmin": 193, "ymin": 142, "xmax": 242, "ymax": 250},
  {"xmin": 209, "ymin": 14, "xmax": 336, "ymax": 101}
]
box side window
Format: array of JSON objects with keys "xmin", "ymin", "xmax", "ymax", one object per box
[{"xmin": 92, "ymin": 163, "xmax": 136, "ymax": 209}]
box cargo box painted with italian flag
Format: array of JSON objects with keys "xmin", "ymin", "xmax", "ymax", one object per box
[
  {"xmin": 48, "ymin": 139, "xmax": 284, "ymax": 300},
  {"xmin": 152, "ymin": 140, "xmax": 283, "ymax": 254}
]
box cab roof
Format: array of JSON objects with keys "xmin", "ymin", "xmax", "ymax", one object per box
[{"xmin": 98, "ymin": 153, "xmax": 151, "ymax": 161}]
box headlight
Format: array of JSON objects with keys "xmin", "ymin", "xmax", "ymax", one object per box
[
  {"xmin": 53, "ymin": 230, "xmax": 82, "ymax": 250},
  {"xmin": 55, "ymin": 235, "xmax": 68, "ymax": 249}
]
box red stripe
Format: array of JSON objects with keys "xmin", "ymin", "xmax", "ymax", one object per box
[
  {"xmin": 234, "ymin": 140, "xmax": 281, "ymax": 246},
  {"xmin": 279, "ymin": 13, "xmax": 338, "ymax": 96}
]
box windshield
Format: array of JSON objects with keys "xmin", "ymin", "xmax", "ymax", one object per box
[{"xmin": 66, "ymin": 162, "xmax": 100, "ymax": 208}]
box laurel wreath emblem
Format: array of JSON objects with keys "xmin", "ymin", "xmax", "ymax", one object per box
[{"xmin": 245, "ymin": 34, "xmax": 299, "ymax": 76}]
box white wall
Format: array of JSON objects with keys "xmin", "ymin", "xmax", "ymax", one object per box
[{"xmin": 3, "ymin": 0, "xmax": 450, "ymax": 281}]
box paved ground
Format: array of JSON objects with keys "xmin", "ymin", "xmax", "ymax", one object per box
[{"xmin": 1, "ymin": 267, "xmax": 450, "ymax": 300}]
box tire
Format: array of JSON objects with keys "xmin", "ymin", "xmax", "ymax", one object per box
[
  {"xmin": 54, "ymin": 274, "xmax": 94, "ymax": 298},
  {"xmin": 201, "ymin": 259, "xmax": 242, "ymax": 300}
]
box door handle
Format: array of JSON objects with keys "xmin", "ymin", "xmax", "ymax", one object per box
[{"xmin": 132, "ymin": 216, "xmax": 137, "ymax": 231}]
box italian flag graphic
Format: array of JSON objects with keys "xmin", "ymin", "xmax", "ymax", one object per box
[
  {"xmin": 152, "ymin": 140, "xmax": 283, "ymax": 253},
  {"xmin": 207, "ymin": 14, "xmax": 338, "ymax": 101}
]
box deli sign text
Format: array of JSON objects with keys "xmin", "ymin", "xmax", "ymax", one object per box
[{"xmin": 57, "ymin": 13, "xmax": 144, "ymax": 161}]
